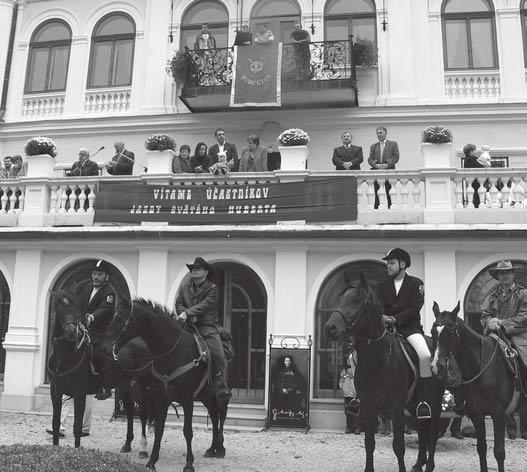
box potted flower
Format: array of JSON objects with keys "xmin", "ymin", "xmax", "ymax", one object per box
[
  {"xmin": 352, "ymin": 37, "xmax": 378, "ymax": 68},
  {"xmin": 277, "ymin": 128, "xmax": 310, "ymax": 171},
  {"xmin": 144, "ymin": 134, "xmax": 176, "ymax": 174},
  {"xmin": 421, "ymin": 125, "xmax": 453, "ymax": 168},
  {"xmin": 24, "ymin": 136, "xmax": 58, "ymax": 177},
  {"xmin": 166, "ymin": 50, "xmax": 193, "ymax": 87}
]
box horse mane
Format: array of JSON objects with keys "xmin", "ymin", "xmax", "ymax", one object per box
[
  {"xmin": 53, "ymin": 288, "xmax": 80, "ymax": 309},
  {"xmin": 339, "ymin": 280, "xmax": 382, "ymax": 315},
  {"xmin": 132, "ymin": 297, "xmax": 175, "ymax": 319}
]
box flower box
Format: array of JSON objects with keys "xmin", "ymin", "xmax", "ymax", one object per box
[
  {"xmin": 25, "ymin": 153, "xmax": 56, "ymax": 178},
  {"xmin": 421, "ymin": 142, "xmax": 452, "ymax": 168},
  {"xmin": 145, "ymin": 150, "xmax": 175, "ymax": 174},
  {"xmin": 278, "ymin": 145, "xmax": 309, "ymax": 171}
]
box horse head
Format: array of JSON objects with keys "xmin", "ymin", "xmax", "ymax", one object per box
[
  {"xmin": 430, "ymin": 301, "xmax": 460, "ymax": 381},
  {"xmin": 106, "ymin": 294, "xmax": 134, "ymax": 354},
  {"xmin": 51, "ymin": 289, "xmax": 83, "ymax": 342},
  {"xmin": 324, "ymin": 272, "xmax": 380, "ymax": 341}
]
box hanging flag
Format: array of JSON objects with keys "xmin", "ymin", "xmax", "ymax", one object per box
[{"xmin": 230, "ymin": 43, "xmax": 282, "ymax": 107}]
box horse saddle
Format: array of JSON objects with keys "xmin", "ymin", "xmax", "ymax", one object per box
[{"xmin": 489, "ymin": 333, "xmax": 523, "ymax": 391}]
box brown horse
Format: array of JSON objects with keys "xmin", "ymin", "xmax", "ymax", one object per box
[
  {"xmin": 324, "ymin": 274, "xmax": 444, "ymax": 472},
  {"xmin": 107, "ymin": 297, "xmax": 230, "ymax": 472},
  {"xmin": 431, "ymin": 301, "xmax": 517, "ymax": 472}
]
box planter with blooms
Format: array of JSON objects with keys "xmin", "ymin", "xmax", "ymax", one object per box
[
  {"xmin": 145, "ymin": 134, "xmax": 176, "ymax": 174},
  {"xmin": 277, "ymin": 128, "xmax": 310, "ymax": 171},
  {"xmin": 441, "ymin": 390, "xmax": 456, "ymax": 413},
  {"xmin": 24, "ymin": 136, "xmax": 58, "ymax": 177},
  {"xmin": 421, "ymin": 125, "xmax": 453, "ymax": 168}
]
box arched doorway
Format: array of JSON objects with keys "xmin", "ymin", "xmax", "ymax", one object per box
[
  {"xmin": 0, "ymin": 272, "xmax": 10, "ymax": 380},
  {"xmin": 180, "ymin": 0, "xmax": 229, "ymax": 49},
  {"xmin": 250, "ymin": 0, "xmax": 301, "ymax": 42},
  {"xmin": 210, "ymin": 262, "xmax": 267, "ymax": 403},
  {"xmin": 45, "ymin": 259, "xmax": 130, "ymax": 383},
  {"xmin": 314, "ymin": 260, "xmax": 387, "ymax": 398},
  {"xmin": 464, "ymin": 259, "xmax": 527, "ymax": 332}
]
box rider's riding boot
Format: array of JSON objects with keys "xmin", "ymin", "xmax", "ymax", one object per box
[
  {"xmin": 416, "ymin": 377, "xmax": 433, "ymax": 420},
  {"xmin": 95, "ymin": 385, "xmax": 112, "ymax": 400},
  {"xmin": 213, "ymin": 369, "xmax": 232, "ymax": 400}
]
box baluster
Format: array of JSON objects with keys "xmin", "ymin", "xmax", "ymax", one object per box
[
  {"xmin": 488, "ymin": 177, "xmax": 500, "ymax": 208},
  {"xmin": 87, "ymin": 184, "xmax": 97, "ymax": 212},
  {"xmin": 16, "ymin": 187, "xmax": 24, "ymax": 212},
  {"xmin": 476, "ymin": 178, "xmax": 487, "ymax": 208},
  {"xmin": 8, "ymin": 188, "xmax": 17, "ymax": 214},
  {"xmin": 78, "ymin": 185, "xmax": 87, "ymax": 213},
  {"xmin": 49, "ymin": 185, "xmax": 59, "ymax": 213},
  {"xmin": 398, "ymin": 179, "xmax": 408, "ymax": 209},
  {"xmin": 410, "ymin": 179, "xmax": 420, "ymax": 208},
  {"xmin": 513, "ymin": 177, "xmax": 526, "ymax": 209},
  {"xmin": 501, "ymin": 180, "xmax": 511, "ymax": 209},
  {"xmin": 68, "ymin": 185, "xmax": 78, "ymax": 213},
  {"xmin": 0, "ymin": 187, "xmax": 7, "ymax": 214},
  {"xmin": 377, "ymin": 179, "xmax": 387, "ymax": 211},
  {"xmin": 364, "ymin": 180, "xmax": 374, "ymax": 210},
  {"xmin": 453, "ymin": 178, "xmax": 464, "ymax": 209},
  {"xmin": 389, "ymin": 179, "xmax": 400, "ymax": 210},
  {"xmin": 466, "ymin": 182, "xmax": 475, "ymax": 209},
  {"xmin": 59, "ymin": 185, "xmax": 68, "ymax": 213}
]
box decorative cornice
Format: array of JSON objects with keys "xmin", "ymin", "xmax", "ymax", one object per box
[
  {"xmin": 0, "ymin": 0, "xmax": 17, "ymax": 9},
  {"xmin": 71, "ymin": 35, "xmax": 88, "ymax": 45}
]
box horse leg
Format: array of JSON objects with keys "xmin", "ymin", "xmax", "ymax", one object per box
[
  {"xmin": 146, "ymin": 398, "xmax": 169, "ymax": 471},
  {"xmin": 391, "ymin": 407, "xmax": 407, "ymax": 472},
  {"xmin": 491, "ymin": 414, "xmax": 506, "ymax": 472},
  {"xmin": 50, "ymin": 384, "xmax": 62, "ymax": 446},
  {"xmin": 423, "ymin": 397, "xmax": 442, "ymax": 472},
  {"xmin": 411, "ymin": 420, "xmax": 427, "ymax": 472},
  {"xmin": 138, "ymin": 385, "xmax": 149, "ymax": 459},
  {"xmin": 362, "ymin": 404, "xmax": 377, "ymax": 472},
  {"xmin": 73, "ymin": 395, "xmax": 86, "ymax": 448},
  {"xmin": 182, "ymin": 400, "xmax": 195, "ymax": 472},
  {"xmin": 203, "ymin": 398, "xmax": 217, "ymax": 457},
  {"xmin": 215, "ymin": 396, "xmax": 228, "ymax": 458},
  {"xmin": 470, "ymin": 413, "xmax": 488, "ymax": 472},
  {"xmin": 120, "ymin": 386, "xmax": 134, "ymax": 453}
]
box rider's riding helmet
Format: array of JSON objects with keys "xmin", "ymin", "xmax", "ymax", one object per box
[
  {"xmin": 382, "ymin": 248, "xmax": 411, "ymax": 268},
  {"xmin": 92, "ymin": 259, "xmax": 112, "ymax": 273}
]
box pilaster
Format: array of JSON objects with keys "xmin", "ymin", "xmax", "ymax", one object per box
[{"xmin": 137, "ymin": 249, "xmax": 169, "ymax": 303}]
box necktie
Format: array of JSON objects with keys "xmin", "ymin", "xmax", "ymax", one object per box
[{"xmin": 380, "ymin": 142, "xmax": 385, "ymax": 163}]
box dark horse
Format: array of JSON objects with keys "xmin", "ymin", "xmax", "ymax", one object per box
[
  {"xmin": 431, "ymin": 301, "xmax": 517, "ymax": 472},
  {"xmin": 48, "ymin": 289, "xmax": 153, "ymax": 456},
  {"xmin": 107, "ymin": 297, "xmax": 230, "ymax": 472},
  {"xmin": 324, "ymin": 274, "xmax": 444, "ymax": 472}
]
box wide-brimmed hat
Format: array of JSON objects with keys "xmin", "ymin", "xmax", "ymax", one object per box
[
  {"xmin": 382, "ymin": 248, "xmax": 411, "ymax": 267},
  {"xmin": 186, "ymin": 257, "xmax": 214, "ymax": 275},
  {"xmin": 489, "ymin": 260, "xmax": 517, "ymax": 279},
  {"xmin": 92, "ymin": 259, "xmax": 112, "ymax": 273}
]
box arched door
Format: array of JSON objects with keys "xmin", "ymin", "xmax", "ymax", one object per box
[
  {"xmin": 211, "ymin": 262, "xmax": 267, "ymax": 403},
  {"xmin": 0, "ymin": 272, "xmax": 10, "ymax": 379},
  {"xmin": 250, "ymin": 0, "xmax": 301, "ymax": 43},
  {"xmin": 464, "ymin": 259, "xmax": 527, "ymax": 332},
  {"xmin": 45, "ymin": 259, "xmax": 130, "ymax": 383},
  {"xmin": 314, "ymin": 260, "xmax": 387, "ymax": 398}
]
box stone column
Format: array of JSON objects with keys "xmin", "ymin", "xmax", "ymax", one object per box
[
  {"xmin": 63, "ymin": 36, "xmax": 89, "ymax": 116},
  {"xmin": 137, "ymin": 250, "xmax": 169, "ymax": 304},
  {"xmin": 423, "ymin": 248, "xmax": 457, "ymax": 333},
  {"xmin": 0, "ymin": 250, "xmax": 43, "ymax": 411},
  {"xmin": 496, "ymin": 8, "xmax": 526, "ymax": 102},
  {"xmin": 140, "ymin": 0, "xmax": 171, "ymax": 114},
  {"xmin": 273, "ymin": 248, "xmax": 307, "ymax": 339},
  {"xmin": 0, "ymin": 1, "xmax": 16, "ymax": 106}
]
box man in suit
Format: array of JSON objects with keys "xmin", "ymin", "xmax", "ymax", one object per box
[
  {"xmin": 368, "ymin": 126, "xmax": 400, "ymax": 208},
  {"xmin": 332, "ymin": 131, "xmax": 363, "ymax": 170},
  {"xmin": 377, "ymin": 248, "xmax": 434, "ymax": 420},
  {"xmin": 81, "ymin": 259, "xmax": 116, "ymax": 400},
  {"xmin": 70, "ymin": 148, "xmax": 99, "ymax": 176},
  {"xmin": 208, "ymin": 128, "xmax": 239, "ymax": 171},
  {"xmin": 105, "ymin": 141, "xmax": 134, "ymax": 175}
]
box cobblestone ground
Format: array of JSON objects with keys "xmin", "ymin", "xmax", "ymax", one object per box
[{"xmin": 1, "ymin": 411, "xmax": 526, "ymax": 472}]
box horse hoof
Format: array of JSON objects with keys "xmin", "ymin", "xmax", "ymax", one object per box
[
  {"xmin": 204, "ymin": 448, "xmax": 215, "ymax": 458},
  {"xmin": 139, "ymin": 451, "xmax": 149, "ymax": 459},
  {"xmin": 183, "ymin": 466, "xmax": 195, "ymax": 472},
  {"xmin": 410, "ymin": 466, "xmax": 423, "ymax": 472},
  {"xmin": 120, "ymin": 444, "xmax": 132, "ymax": 453},
  {"xmin": 215, "ymin": 448, "xmax": 226, "ymax": 459},
  {"xmin": 146, "ymin": 463, "xmax": 156, "ymax": 471}
]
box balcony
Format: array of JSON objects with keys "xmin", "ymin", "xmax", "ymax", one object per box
[{"xmin": 178, "ymin": 40, "xmax": 357, "ymax": 112}]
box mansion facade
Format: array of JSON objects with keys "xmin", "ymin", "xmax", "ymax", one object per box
[{"xmin": 1, "ymin": 0, "xmax": 527, "ymax": 429}]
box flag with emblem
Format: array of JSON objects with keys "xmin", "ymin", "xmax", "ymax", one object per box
[{"xmin": 230, "ymin": 43, "xmax": 282, "ymax": 107}]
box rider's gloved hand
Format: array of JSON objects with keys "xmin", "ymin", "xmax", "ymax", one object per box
[
  {"xmin": 382, "ymin": 315, "xmax": 396, "ymax": 325},
  {"xmin": 487, "ymin": 318, "xmax": 501, "ymax": 332},
  {"xmin": 85, "ymin": 313, "xmax": 94, "ymax": 326}
]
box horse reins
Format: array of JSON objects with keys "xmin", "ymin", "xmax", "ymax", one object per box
[{"xmin": 47, "ymin": 324, "xmax": 90, "ymax": 378}]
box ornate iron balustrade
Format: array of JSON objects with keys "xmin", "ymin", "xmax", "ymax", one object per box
[{"xmin": 182, "ymin": 39, "xmax": 354, "ymax": 88}]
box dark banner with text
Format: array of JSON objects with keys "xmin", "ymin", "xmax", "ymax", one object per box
[
  {"xmin": 230, "ymin": 43, "xmax": 282, "ymax": 107},
  {"xmin": 94, "ymin": 177, "xmax": 357, "ymax": 225}
]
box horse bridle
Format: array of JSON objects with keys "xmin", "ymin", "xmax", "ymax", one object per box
[
  {"xmin": 47, "ymin": 323, "xmax": 90, "ymax": 378},
  {"xmin": 334, "ymin": 296, "xmax": 386, "ymax": 345}
]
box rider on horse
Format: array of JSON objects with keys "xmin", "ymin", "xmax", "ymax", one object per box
[
  {"xmin": 175, "ymin": 257, "xmax": 231, "ymax": 400},
  {"xmin": 377, "ymin": 248, "xmax": 433, "ymax": 419},
  {"xmin": 81, "ymin": 259, "xmax": 115, "ymax": 400}
]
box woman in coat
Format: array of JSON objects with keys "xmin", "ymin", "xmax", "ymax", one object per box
[{"xmin": 239, "ymin": 135, "xmax": 268, "ymax": 172}]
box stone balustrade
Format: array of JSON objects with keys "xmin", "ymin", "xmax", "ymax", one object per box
[
  {"xmin": 444, "ymin": 70, "xmax": 501, "ymax": 101},
  {"xmin": 2, "ymin": 167, "xmax": 527, "ymax": 227},
  {"xmin": 84, "ymin": 87, "xmax": 131, "ymax": 114},
  {"xmin": 22, "ymin": 93, "xmax": 65, "ymax": 119}
]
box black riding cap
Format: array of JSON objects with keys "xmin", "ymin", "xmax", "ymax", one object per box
[
  {"xmin": 92, "ymin": 259, "xmax": 112, "ymax": 273},
  {"xmin": 186, "ymin": 257, "xmax": 214, "ymax": 275},
  {"xmin": 383, "ymin": 248, "xmax": 411, "ymax": 267}
]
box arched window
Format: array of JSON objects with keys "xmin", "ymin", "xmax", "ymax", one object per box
[
  {"xmin": 250, "ymin": 0, "xmax": 301, "ymax": 43},
  {"xmin": 464, "ymin": 259, "xmax": 527, "ymax": 332},
  {"xmin": 25, "ymin": 20, "xmax": 71, "ymax": 93},
  {"xmin": 521, "ymin": 0, "xmax": 527, "ymax": 66},
  {"xmin": 441, "ymin": 0, "xmax": 497, "ymax": 70},
  {"xmin": 180, "ymin": 0, "xmax": 229, "ymax": 50},
  {"xmin": 324, "ymin": 0, "xmax": 376, "ymax": 44},
  {"xmin": 88, "ymin": 13, "xmax": 135, "ymax": 88},
  {"xmin": 314, "ymin": 260, "xmax": 387, "ymax": 398}
]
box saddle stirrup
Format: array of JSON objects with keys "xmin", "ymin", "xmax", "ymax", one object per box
[{"xmin": 416, "ymin": 401, "xmax": 432, "ymax": 419}]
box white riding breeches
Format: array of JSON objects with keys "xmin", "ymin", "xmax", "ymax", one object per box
[{"xmin": 407, "ymin": 333, "xmax": 432, "ymax": 377}]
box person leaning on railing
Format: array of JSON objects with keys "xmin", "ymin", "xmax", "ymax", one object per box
[
  {"xmin": 190, "ymin": 142, "xmax": 213, "ymax": 174},
  {"xmin": 233, "ymin": 24, "xmax": 252, "ymax": 46},
  {"xmin": 70, "ymin": 148, "xmax": 99, "ymax": 176},
  {"xmin": 172, "ymin": 144, "xmax": 192, "ymax": 173},
  {"xmin": 8, "ymin": 155, "xmax": 27, "ymax": 177},
  {"xmin": 239, "ymin": 135, "xmax": 268, "ymax": 172}
]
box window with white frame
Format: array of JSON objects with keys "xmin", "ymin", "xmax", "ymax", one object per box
[
  {"xmin": 25, "ymin": 20, "xmax": 72, "ymax": 94},
  {"xmin": 180, "ymin": 0, "xmax": 229, "ymax": 50},
  {"xmin": 87, "ymin": 13, "xmax": 136, "ymax": 88},
  {"xmin": 250, "ymin": 0, "xmax": 301, "ymax": 43},
  {"xmin": 324, "ymin": 0, "xmax": 376, "ymax": 44},
  {"xmin": 441, "ymin": 0, "xmax": 497, "ymax": 70}
]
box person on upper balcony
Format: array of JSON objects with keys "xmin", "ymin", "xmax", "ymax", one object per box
[
  {"xmin": 105, "ymin": 141, "xmax": 134, "ymax": 176},
  {"xmin": 1, "ymin": 156, "xmax": 12, "ymax": 178},
  {"xmin": 8, "ymin": 155, "xmax": 27, "ymax": 177},
  {"xmin": 462, "ymin": 143, "xmax": 484, "ymax": 169},
  {"xmin": 239, "ymin": 135, "xmax": 268, "ymax": 172},
  {"xmin": 208, "ymin": 128, "xmax": 239, "ymax": 172},
  {"xmin": 290, "ymin": 23, "xmax": 311, "ymax": 81},
  {"xmin": 190, "ymin": 142, "xmax": 213, "ymax": 174},
  {"xmin": 194, "ymin": 23, "xmax": 216, "ymax": 50},
  {"xmin": 172, "ymin": 144, "xmax": 192, "ymax": 174},
  {"xmin": 234, "ymin": 24, "xmax": 252, "ymax": 47},
  {"xmin": 70, "ymin": 148, "xmax": 99, "ymax": 177},
  {"xmin": 254, "ymin": 24, "xmax": 275, "ymax": 44},
  {"xmin": 332, "ymin": 131, "xmax": 363, "ymax": 170}
]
